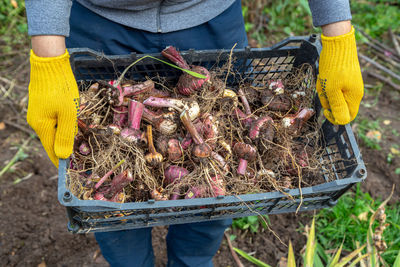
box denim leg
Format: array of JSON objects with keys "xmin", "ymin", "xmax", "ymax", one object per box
[
  {"xmin": 166, "ymin": 219, "xmax": 232, "ymax": 267},
  {"xmin": 95, "ymin": 227, "xmax": 154, "ymax": 267}
]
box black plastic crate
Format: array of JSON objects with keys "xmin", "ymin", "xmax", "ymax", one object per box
[{"xmin": 58, "ymin": 35, "xmax": 367, "ymax": 233}]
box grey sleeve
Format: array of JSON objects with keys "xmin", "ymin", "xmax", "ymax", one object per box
[
  {"xmin": 25, "ymin": 0, "xmax": 72, "ymax": 36},
  {"xmin": 308, "ymin": 0, "xmax": 352, "ymax": 27}
]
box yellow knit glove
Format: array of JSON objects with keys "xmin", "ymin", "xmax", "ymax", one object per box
[
  {"xmin": 27, "ymin": 50, "xmax": 79, "ymax": 168},
  {"xmin": 317, "ymin": 26, "xmax": 364, "ymax": 125}
]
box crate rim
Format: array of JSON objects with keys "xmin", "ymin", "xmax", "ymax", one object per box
[{"xmin": 67, "ymin": 34, "xmax": 322, "ymax": 70}]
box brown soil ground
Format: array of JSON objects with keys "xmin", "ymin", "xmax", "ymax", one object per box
[{"xmin": 0, "ymin": 49, "xmax": 399, "ymax": 267}]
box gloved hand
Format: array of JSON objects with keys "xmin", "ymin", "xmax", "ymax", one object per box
[
  {"xmin": 316, "ymin": 26, "xmax": 364, "ymax": 125},
  {"xmin": 27, "ymin": 50, "xmax": 79, "ymax": 168}
]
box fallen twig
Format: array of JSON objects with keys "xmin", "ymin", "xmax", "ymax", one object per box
[
  {"xmin": 13, "ymin": 173, "xmax": 34, "ymax": 185},
  {"xmin": 359, "ymin": 53, "xmax": 400, "ymax": 81},
  {"xmin": 366, "ymin": 71, "xmax": 400, "ymax": 92},
  {"xmin": 0, "ymin": 49, "xmax": 30, "ymax": 58},
  {"xmin": 364, "ymin": 41, "xmax": 395, "ymax": 61},
  {"xmin": 0, "ymin": 98, "xmax": 19, "ymax": 116},
  {"xmin": 389, "ymin": 28, "xmax": 400, "ymax": 57},
  {"xmin": 0, "ymin": 76, "xmax": 26, "ymax": 115},
  {"xmin": 224, "ymin": 232, "xmax": 245, "ymax": 267},
  {"xmin": 357, "ymin": 27, "xmax": 399, "ymax": 61},
  {"xmin": 370, "ymin": 49, "xmax": 400, "ymax": 69},
  {"xmin": 11, "ymin": 58, "xmax": 30, "ymax": 78},
  {"xmin": 0, "ymin": 76, "xmax": 26, "ymax": 91},
  {"xmin": 0, "ymin": 78, "xmax": 15, "ymax": 99},
  {"xmin": 3, "ymin": 119, "xmax": 37, "ymax": 137}
]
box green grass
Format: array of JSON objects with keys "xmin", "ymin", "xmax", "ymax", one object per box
[
  {"xmin": 351, "ymin": 1, "xmax": 400, "ymax": 39},
  {"xmin": 0, "ymin": 0, "xmax": 28, "ymax": 53},
  {"xmin": 242, "ymin": 0, "xmax": 315, "ymax": 45},
  {"xmin": 232, "ymin": 215, "xmax": 270, "ymax": 234},
  {"xmin": 241, "ymin": 0, "xmax": 399, "ymax": 46},
  {"xmin": 261, "ymin": 0, "xmax": 314, "ymax": 37},
  {"xmin": 314, "ymin": 184, "xmax": 400, "ymax": 265}
]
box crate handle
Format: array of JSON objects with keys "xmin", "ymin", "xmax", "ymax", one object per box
[
  {"xmin": 68, "ymin": 48, "xmax": 105, "ymax": 58},
  {"xmin": 270, "ymin": 35, "xmax": 317, "ymax": 50}
]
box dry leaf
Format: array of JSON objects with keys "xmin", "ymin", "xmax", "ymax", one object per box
[
  {"xmin": 390, "ymin": 147, "xmax": 399, "ymax": 155},
  {"xmin": 278, "ymin": 256, "xmax": 287, "ymax": 267},
  {"xmin": 366, "ymin": 130, "xmax": 381, "ymax": 141},
  {"xmin": 37, "ymin": 261, "xmax": 46, "ymax": 267},
  {"xmin": 93, "ymin": 248, "xmax": 101, "ymax": 260},
  {"xmin": 10, "ymin": 0, "xmax": 18, "ymax": 8},
  {"xmin": 0, "ymin": 122, "xmax": 5, "ymax": 130},
  {"xmin": 358, "ymin": 211, "xmax": 369, "ymax": 221},
  {"xmin": 350, "ymin": 214, "xmax": 358, "ymax": 221}
]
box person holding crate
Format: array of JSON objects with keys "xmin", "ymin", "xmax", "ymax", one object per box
[{"xmin": 25, "ymin": 0, "xmax": 364, "ymax": 266}]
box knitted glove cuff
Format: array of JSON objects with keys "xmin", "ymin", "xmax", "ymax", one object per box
[
  {"xmin": 29, "ymin": 49, "xmax": 76, "ymax": 94},
  {"xmin": 320, "ymin": 26, "xmax": 358, "ymax": 69},
  {"xmin": 30, "ymin": 49, "xmax": 70, "ymax": 65}
]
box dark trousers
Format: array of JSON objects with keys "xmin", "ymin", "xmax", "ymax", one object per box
[
  {"xmin": 94, "ymin": 219, "xmax": 233, "ymax": 267},
  {"xmin": 66, "ymin": 1, "xmax": 247, "ymax": 266}
]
